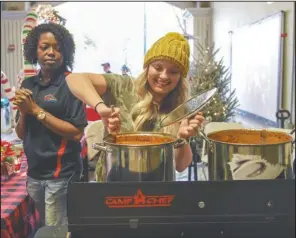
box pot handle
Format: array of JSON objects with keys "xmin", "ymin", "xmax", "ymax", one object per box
[
  {"xmin": 92, "ymin": 143, "xmax": 113, "ymax": 153},
  {"xmin": 290, "ymin": 128, "xmax": 295, "ymax": 144},
  {"xmin": 199, "ymin": 130, "xmax": 214, "ymax": 154},
  {"xmin": 198, "ymin": 117, "xmax": 214, "ymax": 154},
  {"xmin": 173, "ymin": 138, "xmax": 187, "ymax": 149},
  {"xmin": 199, "ymin": 130, "xmax": 212, "ymax": 145},
  {"xmin": 198, "ymin": 116, "xmax": 213, "ymax": 144}
]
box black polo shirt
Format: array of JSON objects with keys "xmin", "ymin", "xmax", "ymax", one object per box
[{"xmin": 17, "ymin": 71, "xmax": 88, "ymax": 180}]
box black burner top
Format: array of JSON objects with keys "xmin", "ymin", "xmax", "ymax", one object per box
[{"xmin": 65, "ymin": 180, "xmax": 295, "ymax": 238}]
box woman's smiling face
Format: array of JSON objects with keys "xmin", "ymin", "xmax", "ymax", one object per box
[{"xmin": 147, "ymin": 59, "xmax": 182, "ymax": 102}]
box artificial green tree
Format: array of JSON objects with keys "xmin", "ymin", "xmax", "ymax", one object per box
[{"xmin": 189, "ymin": 43, "xmax": 239, "ymax": 122}]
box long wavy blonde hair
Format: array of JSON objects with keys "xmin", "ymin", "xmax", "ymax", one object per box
[{"xmin": 130, "ymin": 67, "xmax": 189, "ymax": 136}]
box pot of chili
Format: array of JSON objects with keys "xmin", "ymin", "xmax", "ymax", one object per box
[
  {"xmin": 92, "ymin": 132, "xmax": 186, "ymax": 182},
  {"xmin": 199, "ymin": 129, "xmax": 295, "ymax": 180}
]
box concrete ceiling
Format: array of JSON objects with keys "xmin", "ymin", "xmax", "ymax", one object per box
[
  {"xmin": 43, "ymin": 1, "xmax": 197, "ymax": 9},
  {"xmin": 31, "ymin": 1, "xmax": 66, "ymax": 7},
  {"xmin": 166, "ymin": 1, "xmax": 197, "ymax": 9},
  {"xmin": 2, "ymin": 1, "xmax": 196, "ymax": 9}
]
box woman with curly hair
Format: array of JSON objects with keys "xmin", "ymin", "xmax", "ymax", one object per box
[
  {"xmin": 66, "ymin": 32, "xmax": 205, "ymax": 181},
  {"xmin": 14, "ymin": 23, "xmax": 87, "ymax": 226}
]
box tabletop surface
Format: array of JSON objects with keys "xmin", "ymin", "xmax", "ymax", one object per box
[{"xmin": 1, "ymin": 157, "xmax": 40, "ymax": 238}]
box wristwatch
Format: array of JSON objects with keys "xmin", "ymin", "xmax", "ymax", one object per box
[{"xmin": 36, "ymin": 110, "xmax": 46, "ymax": 120}]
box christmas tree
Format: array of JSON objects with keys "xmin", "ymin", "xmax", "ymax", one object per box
[
  {"xmin": 189, "ymin": 43, "xmax": 239, "ymax": 122},
  {"xmin": 173, "ymin": 8, "xmax": 238, "ymax": 122}
]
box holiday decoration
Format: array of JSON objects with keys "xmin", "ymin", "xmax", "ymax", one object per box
[
  {"xmin": 1, "ymin": 140, "xmax": 23, "ymax": 180},
  {"xmin": 1, "ymin": 71, "xmax": 17, "ymax": 120},
  {"xmin": 21, "ymin": 6, "xmax": 39, "ymax": 82},
  {"xmin": 7, "ymin": 44, "xmax": 16, "ymax": 52},
  {"xmin": 16, "ymin": 68, "xmax": 25, "ymax": 89},
  {"xmin": 36, "ymin": 4, "xmax": 66, "ymax": 26},
  {"xmin": 189, "ymin": 43, "xmax": 239, "ymax": 122}
]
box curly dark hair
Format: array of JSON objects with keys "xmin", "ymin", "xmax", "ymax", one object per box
[{"xmin": 23, "ymin": 22, "xmax": 75, "ymax": 71}]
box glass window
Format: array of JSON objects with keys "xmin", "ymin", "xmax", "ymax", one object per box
[{"xmin": 54, "ymin": 2, "xmax": 193, "ymax": 77}]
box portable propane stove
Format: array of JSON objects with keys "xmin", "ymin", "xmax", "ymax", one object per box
[{"xmin": 65, "ymin": 179, "xmax": 295, "ymax": 238}]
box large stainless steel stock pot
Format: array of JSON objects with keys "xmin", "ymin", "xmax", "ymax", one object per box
[
  {"xmin": 200, "ymin": 129, "xmax": 295, "ymax": 181},
  {"xmin": 92, "ymin": 132, "xmax": 186, "ymax": 182}
]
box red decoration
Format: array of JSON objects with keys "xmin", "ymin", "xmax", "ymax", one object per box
[
  {"xmin": 281, "ymin": 33, "xmax": 287, "ymax": 38},
  {"xmin": 1, "ymin": 140, "xmax": 23, "ymax": 177},
  {"xmin": 7, "ymin": 44, "xmax": 15, "ymax": 52}
]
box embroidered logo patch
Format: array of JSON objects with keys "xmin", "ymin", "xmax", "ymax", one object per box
[{"xmin": 44, "ymin": 94, "xmax": 57, "ymax": 102}]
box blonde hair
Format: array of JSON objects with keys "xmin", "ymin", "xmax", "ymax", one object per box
[{"xmin": 130, "ymin": 68, "xmax": 189, "ymax": 136}]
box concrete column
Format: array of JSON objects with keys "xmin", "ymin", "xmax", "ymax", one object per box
[{"xmin": 187, "ymin": 8, "xmax": 212, "ymax": 60}]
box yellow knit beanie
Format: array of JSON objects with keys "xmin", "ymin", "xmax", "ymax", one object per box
[{"xmin": 143, "ymin": 32, "xmax": 190, "ymax": 77}]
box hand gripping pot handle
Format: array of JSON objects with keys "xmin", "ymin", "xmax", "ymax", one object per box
[
  {"xmin": 92, "ymin": 143, "xmax": 113, "ymax": 153},
  {"xmin": 198, "ymin": 117, "xmax": 214, "ymax": 152}
]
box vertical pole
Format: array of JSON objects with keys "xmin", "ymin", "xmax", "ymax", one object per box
[
  {"xmin": 290, "ymin": 17, "xmax": 295, "ymax": 125},
  {"xmin": 143, "ymin": 2, "xmax": 147, "ymax": 56},
  {"xmin": 183, "ymin": 18, "xmax": 187, "ymax": 35},
  {"xmin": 228, "ymin": 30, "xmax": 233, "ymax": 93}
]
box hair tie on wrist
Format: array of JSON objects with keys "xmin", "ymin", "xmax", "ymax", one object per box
[{"xmin": 94, "ymin": 101, "xmax": 104, "ymax": 112}]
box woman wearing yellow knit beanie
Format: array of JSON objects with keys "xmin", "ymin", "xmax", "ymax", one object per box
[{"xmin": 65, "ymin": 32, "xmax": 205, "ymax": 181}]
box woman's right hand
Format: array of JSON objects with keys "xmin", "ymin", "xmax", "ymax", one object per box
[
  {"xmin": 13, "ymin": 88, "xmax": 33, "ymax": 115},
  {"xmin": 96, "ymin": 103, "xmax": 121, "ymax": 134}
]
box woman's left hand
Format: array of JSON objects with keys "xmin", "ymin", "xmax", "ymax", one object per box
[
  {"xmin": 177, "ymin": 112, "xmax": 205, "ymax": 139},
  {"xmin": 13, "ymin": 92, "xmax": 39, "ymax": 116}
]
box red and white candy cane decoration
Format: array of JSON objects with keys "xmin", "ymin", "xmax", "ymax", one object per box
[
  {"xmin": 17, "ymin": 69, "xmax": 24, "ymax": 89},
  {"xmin": 1, "ymin": 71, "xmax": 17, "ymax": 118},
  {"xmin": 20, "ymin": 6, "xmax": 39, "ymax": 85},
  {"xmin": 17, "ymin": 68, "xmax": 40, "ymax": 89}
]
